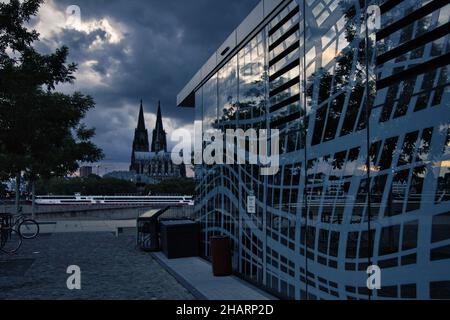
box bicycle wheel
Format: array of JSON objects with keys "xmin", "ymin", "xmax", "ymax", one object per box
[
  {"xmin": 1, "ymin": 229, "xmax": 22, "ymax": 254},
  {"xmin": 18, "ymin": 219, "xmax": 40, "ymax": 239}
]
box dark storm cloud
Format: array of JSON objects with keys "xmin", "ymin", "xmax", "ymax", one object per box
[{"xmin": 32, "ymin": 0, "xmax": 260, "ymax": 166}]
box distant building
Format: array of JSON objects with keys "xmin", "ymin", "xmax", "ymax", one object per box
[
  {"xmin": 79, "ymin": 166, "xmax": 93, "ymax": 177},
  {"xmin": 129, "ymin": 100, "xmax": 186, "ymax": 181}
]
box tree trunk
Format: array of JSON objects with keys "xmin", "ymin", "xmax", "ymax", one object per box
[
  {"xmin": 15, "ymin": 172, "xmax": 21, "ymax": 214},
  {"xmin": 31, "ymin": 181, "xmax": 36, "ymax": 220}
]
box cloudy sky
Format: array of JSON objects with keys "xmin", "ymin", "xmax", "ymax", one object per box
[{"xmin": 25, "ymin": 0, "xmax": 259, "ymax": 174}]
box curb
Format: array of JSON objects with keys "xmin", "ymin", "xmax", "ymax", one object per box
[{"xmin": 150, "ymin": 252, "xmax": 208, "ymax": 300}]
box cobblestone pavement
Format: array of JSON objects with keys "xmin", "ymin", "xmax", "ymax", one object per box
[{"xmin": 0, "ymin": 232, "xmax": 195, "ymax": 300}]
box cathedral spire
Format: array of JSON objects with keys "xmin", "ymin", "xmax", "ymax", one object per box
[
  {"xmin": 130, "ymin": 100, "xmax": 150, "ymax": 171},
  {"xmin": 155, "ymin": 101, "xmax": 163, "ymax": 132},
  {"xmin": 137, "ymin": 99, "xmax": 146, "ymax": 131},
  {"xmin": 151, "ymin": 100, "xmax": 167, "ymax": 153}
]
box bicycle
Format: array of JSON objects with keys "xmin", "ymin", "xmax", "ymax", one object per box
[
  {"xmin": 1, "ymin": 209, "xmax": 39, "ymax": 239},
  {"xmin": 0, "ymin": 214, "xmax": 22, "ymax": 254},
  {"xmin": 10, "ymin": 212, "xmax": 40, "ymax": 240}
]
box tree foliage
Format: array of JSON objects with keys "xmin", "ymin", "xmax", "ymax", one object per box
[
  {"xmin": 145, "ymin": 178, "xmax": 196, "ymax": 196},
  {"xmin": 0, "ymin": 182, "xmax": 6, "ymax": 196},
  {"xmin": 36, "ymin": 176, "xmax": 138, "ymax": 196},
  {"xmin": 0, "ymin": 0, "xmax": 103, "ymax": 183}
]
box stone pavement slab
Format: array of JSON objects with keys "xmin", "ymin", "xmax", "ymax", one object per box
[
  {"xmin": 152, "ymin": 252, "xmax": 277, "ymax": 301},
  {"xmin": 0, "ymin": 232, "xmax": 194, "ymax": 300}
]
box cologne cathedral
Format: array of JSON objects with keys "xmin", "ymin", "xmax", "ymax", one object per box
[{"xmin": 129, "ymin": 100, "xmax": 186, "ymax": 180}]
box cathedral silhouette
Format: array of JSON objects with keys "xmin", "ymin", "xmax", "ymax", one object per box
[{"xmin": 130, "ymin": 100, "xmax": 186, "ymax": 180}]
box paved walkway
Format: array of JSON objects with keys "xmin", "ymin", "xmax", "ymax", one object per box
[
  {"xmin": 152, "ymin": 252, "xmax": 277, "ymax": 300},
  {"xmin": 1, "ymin": 220, "xmax": 276, "ymax": 300},
  {"xmin": 0, "ymin": 232, "xmax": 194, "ymax": 300}
]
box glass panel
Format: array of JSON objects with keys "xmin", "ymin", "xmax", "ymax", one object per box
[
  {"xmin": 217, "ymin": 56, "xmax": 239, "ymax": 270},
  {"xmin": 300, "ymin": 0, "xmax": 373, "ymax": 300},
  {"xmin": 201, "ymin": 74, "xmax": 218, "ymax": 257},
  {"xmin": 376, "ymin": 0, "xmax": 450, "ymax": 300}
]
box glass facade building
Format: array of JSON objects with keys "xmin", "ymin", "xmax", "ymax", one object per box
[{"xmin": 177, "ymin": 0, "xmax": 450, "ymax": 300}]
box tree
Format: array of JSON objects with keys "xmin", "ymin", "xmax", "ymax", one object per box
[
  {"xmin": 0, "ymin": 182, "xmax": 7, "ymax": 197},
  {"xmin": 0, "ymin": 0, "xmax": 42, "ymax": 214},
  {"xmin": 144, "ymin": 178, "xmax": 196, "ymax": 196},
  {"xmin": 36, "ymin": 177, "xmax": 138, "ymax": 196},
  {"xmin": 0, "ymin": 0, "xmax": 104, "ymax": 216},
  {"xmin": 306, "ymin": 0, "xmax": 376, "ymax": 144}
]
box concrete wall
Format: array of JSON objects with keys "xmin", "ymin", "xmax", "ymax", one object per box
[
  {"xmin": 0, "ymin": 204, "xmax": 196, "ymax": 221},
  {"xmin": 1, "ymin": 205, "xmax": 155, "ymax": 221}
]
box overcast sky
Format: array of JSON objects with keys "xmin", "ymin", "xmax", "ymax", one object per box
[{"xmin": 26, "ymin": 0, "xmax": 259, "ymax": 174}]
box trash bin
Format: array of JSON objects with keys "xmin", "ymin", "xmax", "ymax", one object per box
[
  {"xmin": 210, "ymin": 235, "xmax": 232, "ymax": 276},
  {"xmin": 160, "ymin": 220, "xmax": 200, "ymax": 259},
  {"xmin": 137, "ymin": 207, "xmax": 170, "ymax": 252}
]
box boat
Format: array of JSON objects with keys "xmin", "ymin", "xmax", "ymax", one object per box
[{"xmin": 34, "ymin": 194, "xmax": 194, "ymax": 206}]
